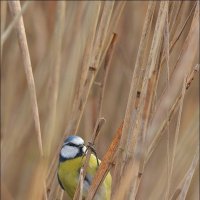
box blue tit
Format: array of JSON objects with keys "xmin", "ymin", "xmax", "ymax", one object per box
[{"xmin": 57, "ymin": 135, "xmax": 112, "ymax": 200}]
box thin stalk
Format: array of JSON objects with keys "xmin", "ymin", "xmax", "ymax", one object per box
[
  {"xmin": 113, "ymin": 1, "xmax": 156, "ymax": 189},
  {"xmin": 73, "ymin": 118, "xmax": 105, "ymax": 200},
  {"xmin": 44, "ymin": 0, "xmax": 66, "ymax": 158},
  {"xmin": 8, "ymin": 0, "xmax": 43, "ymax": 156},
  {"xmin": 176, "ymin": 145, "xmax": 199, "ymax": 200},
  {"xmin": 127, "ymin": 2, "xmax": 169, "ymax": 198},
  {"xmin": 167, "ymin": 76, "xmax": 188, "ymax": 199},
  {"xmin": 1, "ymin": 1, "xmax": 31, "ymax": 48},
  {"xmin": 169, "ymin": 1, "xmax": 197, "ymax": 56},
  {"xmin": 146, "ymin": 3, "xmax": 199, "ymax": 158},
  {"xmin": 164, "ymin": 11, "xmax": 170, "ymax": 200},
  {"xmin": 146, "ymin": 62, "xmax": 199, "ymax": 165},
  {"xmin": 86, "ymin": 122, "xmax": 123, "ymax": 200},
  {"xmin": 98, "ymin": 33, "xmax": 118, "ymax": 117}
]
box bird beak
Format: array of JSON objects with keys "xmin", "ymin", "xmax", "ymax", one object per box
[{"xmin": 82, "ymin": 144, "xmax": 87, "ymax": 153}]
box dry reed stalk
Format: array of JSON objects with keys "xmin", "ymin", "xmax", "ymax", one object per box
[
  {"xmin": 112, "ymin": 166, "xmax": 133, "ymax": 200},
  {"xmin": 100, "ymin": 1, "xmax": 126, "ymax": 57},
  {"xmin": 114, "ymin": 2, "xmax": 169, "ymax": 199},
  {"xmin": 60, "ymin": 191, "xmax": 64, "ymax": 200},
  {"xmin": 79, "ymin": 169, "xmax": 84, "ymax": 200},
  {"xmin": 166, "ymin": 75, "xmax": 187, "ymax": 199},
  {"xmin": 146, "ymin": 2, "xmax": 169, "ymax": 79},
  {"xmin": 164, "ymin": 12, "xmax": 170, "ymax": 83},
  {"xmin": 154, "ymin": 2, "xmax": 196, "ymax": 100},
  {"xmin": 169, "ymin": 1, "xmax": 197, "ymax": 56},
  {"xmin": 73, "ymin": 118, "xmax": 105, "ymax": 200},
  {"xmin": 175, "ymin": 145, "xmax": 199, "ymax": 200},
  {"xmin": 1, "ymin": 1, "xmax": 7, "ymax": 34},
  {"xmin": 46, "ymin": 151, "xmax": 58, "ymax": 189},
  {"xmin": 46, "ymin": 154, "xmax": 64, "ymax": 199},
  {"xmin": 64, "ymin": 1, "xmax": 114, "ymax": 137},
  {"xmin": 86, "ymin": 122, "xmax": 123, "ymax": 200},
  {"xmin": 1, "ymin": 15, "xmax": 51, "ymax": 161},
  {"xmin": 98, "ymin": 33, "xmax": 115, "ymax": 73},
  {"xmin": 146, "ymin": 55, "xmax": 199, "ymax": 167},
  {"xmin": 134, "ymin": 57, "xmax": 163, "ymax": 196},
  {"xmin": 153, "ymin": 1, "xmax": 196, "ymax": 80},
  {"xmin": 112, "ymin": 1, "xmax": 195, "ymax": 198},
  {"xmin": 186, "ymin": 64, "xmax": 199, "ymax": 89},
  {"xmin": 138, "ymin": 9, "xmax": 170, "ymax": 176},
  {"xmin": 148, "ymin": 48, "xmax": 162, "ymax": 124},
  {"xmin": 53, "ymin": 186, "xmax": 60, "ymax": 200},
  {"xmin": 40, "ymin": 3, "xmax": 66, "ymax": 199},
  {"xmin": 164, "ymin": 12, "xmax": 170, "ymax": 200},
  {"xmin": 169, "ymin": 112, "xmax": 199, "ymax": 200},
  {"xmin": 166, "ymin": 121, "xmax": 170, "ymax": 200},
  {"xmin": 136, "ymin": 18, "xmax": 169, "ymax": 195},
  {"xmin": 168, "ymin": 1, "xmax": 175, "ymax": 26},
  {"xmin": 8, "ymin": 0, "xmax": 43, "ymax": 156},
  {"xmin": 141, "ymin": 4, "xmax": 199, "ymax": 198},
  {"xmin": 145, "ymin": 92, "xmax": 180, "ymax": 164},
  {"xmin": 147, "ymin": 59, "xmax": 198, "ymax": 169},
  {"xmin": 1, "ymin": 0, "xmax": 7, "ymax": 57},
  {"xmin": 7, "ymin": 1, "xmax": 48, "ymax": 199},
  {"xmin": 169, "ymin": 1, "xmax": 182, "ymax": 39},
  {"xmin": 113, "ymin": 1, "xmax": 156, "ymax": 189},
  {"xmin": 76, "ymin": 3, "xmax": 100, "ymax": 110},
  {"xmin": 48, "ymin": 173, "xmax": 60, "ymax": 200},
  {"xmin": 168, "ymin": 1, "xmax": 182, "ymax": 29},
  {"xmin": 1, "ymin": 1, "xmax": 31, "ymax": 48},
  {"xmin": 43, "ymin": 1, "xmax": 66, "ymax": 158},
  {"xmin": 27, "ymin": 160, "xmax": 47, "ymax": 200},
  {"xmin": 146, "ymin": 1, "xmax": 199, "ymax": 156},
  {"xmin": 110, "ymin": 1, "xmax": 126, "ymax": 32},
  {"xmin": 74, "ymin": 1, "xmax": 114, "ymax": 135},
  {"xmin": 98, "ymin": 33, "xmax": 117, "ymax": 116},
  {"xmin": 166, "ymin": 64, "xmax": 199, "ymax": 199}
]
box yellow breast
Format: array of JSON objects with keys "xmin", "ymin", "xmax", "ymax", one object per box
[{"xmin": 57, "ymin": 155, "xmax": 111, "ymax": 200}]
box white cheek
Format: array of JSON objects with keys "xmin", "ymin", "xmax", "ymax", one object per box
[{"xmin": 61, "ymin": 145, "xmax": 79, "ymax": 159}]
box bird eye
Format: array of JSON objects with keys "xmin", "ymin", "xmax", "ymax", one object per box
[{"xmin": 67, "ymin": 142, "xmax": 75, "ymax": 146}]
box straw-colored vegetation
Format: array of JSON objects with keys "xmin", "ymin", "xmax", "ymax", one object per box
[{"xmin": 1, "ymin": 1, "xmax": 199, "ymax": 200}]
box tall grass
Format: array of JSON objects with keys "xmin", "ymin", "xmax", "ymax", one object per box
[{"xmin": 1, "ymin": 1, "xmax": 199, "ymax": 200}]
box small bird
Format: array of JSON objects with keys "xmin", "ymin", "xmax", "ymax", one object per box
[{"xmin": 57, "ymin": 135, "xmax": 111, "ymax": 200}]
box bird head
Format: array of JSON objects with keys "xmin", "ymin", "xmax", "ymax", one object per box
[{"xmin": 59, "ymin": 135, "xmax": 86, "ymax": 162}]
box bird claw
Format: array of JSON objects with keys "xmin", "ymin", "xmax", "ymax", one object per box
[{"xmin": 82, "ymin": 142, "xmax": 100, "ymax": 166}]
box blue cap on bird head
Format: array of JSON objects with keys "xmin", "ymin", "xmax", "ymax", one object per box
[{"xmin": 64, "ymin": 135, "xmax": 84, "ymax": 146}]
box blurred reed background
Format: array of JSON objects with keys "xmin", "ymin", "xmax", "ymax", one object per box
[{"xmin": 1, "ymin": 1, "xmax": 199, "ymax": 200}]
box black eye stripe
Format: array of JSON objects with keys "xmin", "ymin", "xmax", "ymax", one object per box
[
  {"xmin": 66, "ymin": 142, "xmax": 83, "ymax": 147},
  {"xmin": 67, "ymin": 143, "xmax": 76, "ymax": 147}
]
